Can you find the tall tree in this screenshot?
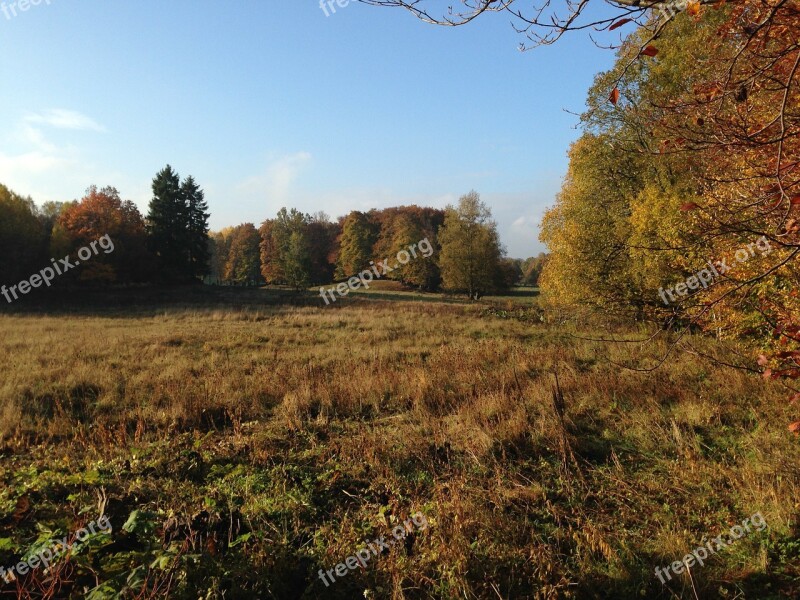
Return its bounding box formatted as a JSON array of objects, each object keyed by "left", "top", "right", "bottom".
[
  {"left": 146, "top": 166, "right": 210, "bottom": 281},
  {"left": 182, "top": 176, "right": 211, "bottom": 279},
  {"left": 147, "top": 165, "right": 185, "bottom": 280},
  {"left": 439, "top": 191, "right": 503, "bottom": 299}
]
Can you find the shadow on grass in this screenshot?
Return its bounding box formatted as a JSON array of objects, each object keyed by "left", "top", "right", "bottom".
[
  {"left": 0, "top": 283, "right": 538, "bottom": 318},
  {"left": 0, "top": 285, "right": 322, "bottom": 318}
]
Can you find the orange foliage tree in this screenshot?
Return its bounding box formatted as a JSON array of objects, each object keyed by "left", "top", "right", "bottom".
[{"left": 55, "top": 186, "right": 151, "bottom": 283}]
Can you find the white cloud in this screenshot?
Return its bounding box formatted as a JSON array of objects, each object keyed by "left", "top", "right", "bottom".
[
  {"left": 237, "top": 152, "right": 312, "bottom": 206},
  {"left": 24, "top": 109, "right": 106, "bottom": 133},
  {"left": 0, "top": 111, "right": 107, "bottom": 202}
]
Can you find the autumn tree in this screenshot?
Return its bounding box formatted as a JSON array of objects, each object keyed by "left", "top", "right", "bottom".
[
  {"left": 336, "top": 211, "right": 378, "bottom": 279},
  {"left": 439, "top": 191, "right": 503, "bottom": 299},
  {"left": 372, "top": 206, "right": 443, "bottom": 290},
  {"left": 537, "top": 6, "right": 799, "bottom": 423},
  {"left": 258, "top": 220, "right": 283, "bottom": 284},
  {"left": 55, "top": 186, "right": 151, "bottom": 283},
  {"left": 224, "top": 223, "right": 263, "bottom": 286}
]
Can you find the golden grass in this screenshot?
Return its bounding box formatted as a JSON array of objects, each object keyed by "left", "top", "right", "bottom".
[{"left": 0, "top": 290, "right": 797, "bottom": 599}]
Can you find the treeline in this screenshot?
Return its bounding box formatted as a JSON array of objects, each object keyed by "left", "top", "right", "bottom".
[
  {"left": 0, "top": 165, "right": 210, "bottom": 288},
  {"left": 539, "top": 6, "right": 799, "bottom": 387},
  {"left": 210, "top": 191, "right": 546, "bottom": 296},
  {"left": 2, "top": 179, "right": 544, "bottom": 297}
]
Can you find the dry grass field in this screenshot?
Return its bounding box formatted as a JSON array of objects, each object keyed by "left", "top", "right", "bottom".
[{"left": 0, "top": 288, "right": 798, "bottom": 599}]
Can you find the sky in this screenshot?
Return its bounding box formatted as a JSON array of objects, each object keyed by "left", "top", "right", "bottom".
[{"left": 0, "top": 0, "right": 621, "bottom": 258}]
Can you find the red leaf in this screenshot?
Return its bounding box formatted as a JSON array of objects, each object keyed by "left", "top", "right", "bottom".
[
  {"left": 791, "top": 195, "right": 800, "bottom": 205},
  {"left": 609, "top": 87, "right": 621, "bottom": 105},
  {"left": 757, "top": 354, "right": 769, "bottom": 366},
  {"left": 789, "top": 421, "right": 800, "bottom": 435},
  {"left": 763, "top": 368, "right": 773, "bottom": 379},
  {"left": 680, "top": 202, "right": 700, "bottom": 211},
  {"left": 609, "top": 18, "right": 633, "bottom": 31},
  {"left": 640, "top": 45, "right": 660, "bottom": 57}
]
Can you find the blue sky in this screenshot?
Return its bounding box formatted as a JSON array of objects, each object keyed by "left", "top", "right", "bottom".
[{"left": 0, "top": 0, "right": 619, "bottom": 257}]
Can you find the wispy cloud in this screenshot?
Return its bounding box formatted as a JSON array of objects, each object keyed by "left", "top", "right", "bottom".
[
  {"left": 237, "top": 151, "right": 312, "bottom": 205},
  {"left": 0, "top": 110, "right": 106, "bottom": 201},
  {"left": 24, "top": 109, "right": 106, "bottom": 133}
]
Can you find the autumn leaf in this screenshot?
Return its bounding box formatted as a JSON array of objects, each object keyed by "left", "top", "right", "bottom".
[
  {"left": 791, "top": 195, "right": 800, "bottom": 206},
  {"left": 757, "top": 354, "right": 769, "bottom": 366},
  {"left": 680, "top": 202, "right": 700, "bottom": 211},
  {"left": 790, "top": 393, "right": 800, "bottom": 405},
  {"left": 686, "top": 1, "right": 701, "bottom": 16},
  {"left": 789, "top": 421, "right": 800, "bottom": 435},
  {"left": 609, "top": 87, "right": 620, "bottom": 105},
  {"left": 640, "top": 45, "right": 659, "bottom": 57},
  {"left": 763, "top": 368, "right": 773, "bottom": 379},
  {"left": 609, "top": 18, "right": 633, "bottom": 31}
]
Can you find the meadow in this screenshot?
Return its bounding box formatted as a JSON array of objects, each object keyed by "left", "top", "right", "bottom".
[{"left": 0, "top": 286, "right": 798, "bottom": 599}]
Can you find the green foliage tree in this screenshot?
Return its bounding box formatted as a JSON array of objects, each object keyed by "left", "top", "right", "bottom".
[
  {"left": 284, "top": 230, "right": 312, "bottom": 290},
  {"left": 259, "top": 208, "right": 315, "bottom": 288},
  {"left": 439, "top": 191, "right": 503, "bottom": 299},
  {"left": 0, "top": 184, "right": 43, "bottom": 286},
  {"left": 182, "top": 176, "right": 211, "bottom": 279},
  {"left": 147, "top": 165, "right": 210, "bottom": 281}
]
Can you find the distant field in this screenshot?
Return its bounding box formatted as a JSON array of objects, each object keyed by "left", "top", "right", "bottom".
[{"left": 0, "top": 288, "right": 797, "bottom": 599}]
